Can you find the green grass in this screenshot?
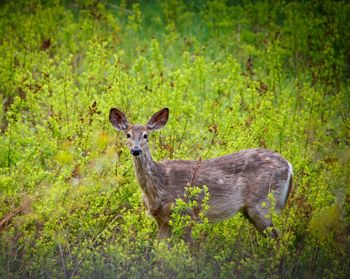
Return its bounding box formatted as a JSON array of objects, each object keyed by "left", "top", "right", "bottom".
[{"left": 0, "top": 0, "right": 349, "bottom": 278}]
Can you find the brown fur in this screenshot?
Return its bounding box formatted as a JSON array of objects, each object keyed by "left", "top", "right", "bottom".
[{"left": 109, "top": 108, "right": 293, "bottom": 239}]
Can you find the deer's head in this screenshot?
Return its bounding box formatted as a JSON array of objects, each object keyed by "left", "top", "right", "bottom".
[{"left": 109, "top": 107, "right": 169, "bottom": 156}]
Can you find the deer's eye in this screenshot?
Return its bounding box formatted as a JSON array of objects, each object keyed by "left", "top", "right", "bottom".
[
  {"left": 143, "top": 134, "right": 148, "bottom": 139},
  {"left": 126, "top": 133, "right": 131, "bottom": 138}
]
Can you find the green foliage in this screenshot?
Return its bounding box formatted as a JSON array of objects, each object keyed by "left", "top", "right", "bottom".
[
  {"left": 0, "top": 0, "right": 349, "bottom": 278},
  {"left": 170, "top": 185, "right": 210, "bottom": 240}
]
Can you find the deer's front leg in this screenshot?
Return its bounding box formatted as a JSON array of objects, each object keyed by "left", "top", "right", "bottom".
[
  {"left": 157, "top": 222, "right": 172, "bottom": 239},
  {"left": 153, "top": 202, "right": 172, "bottom": 240}
]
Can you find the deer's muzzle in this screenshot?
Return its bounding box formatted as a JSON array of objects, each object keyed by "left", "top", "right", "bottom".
[{"left": 131, "top": 146, "right": 142, "bottom": 156}]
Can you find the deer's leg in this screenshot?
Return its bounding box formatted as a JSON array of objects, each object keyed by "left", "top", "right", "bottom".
[
  {"left": 246, "top": 205, "right": 279, "bottom": 238},
  {"left": 153, "top": 203, "right": 172, "bottom": 240},
  {"left": 242, "top": 208, "right": 254, "bottom": 224},
  {"left": 157, "top": 222, "right": 171, "bottom": 240}
]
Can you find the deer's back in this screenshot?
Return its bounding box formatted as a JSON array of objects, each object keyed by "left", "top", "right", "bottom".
[{"left": 158, "top": 148, "right": 291, "bottom": 222}]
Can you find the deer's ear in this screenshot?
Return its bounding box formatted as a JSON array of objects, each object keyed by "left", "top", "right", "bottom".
[
  {"left": 146, "top": 108, "right": 169, "bottom": 131},
  {"left": 109, "top": 108, "right": 129, "bottom": 131}
]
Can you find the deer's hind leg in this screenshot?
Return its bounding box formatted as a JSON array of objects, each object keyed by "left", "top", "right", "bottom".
[{"left": 246, "top": 205, "right": 279, "bottom": 238}]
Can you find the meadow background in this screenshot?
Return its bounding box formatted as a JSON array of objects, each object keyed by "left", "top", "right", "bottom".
[{"left": 0, "top": 0, "right": 349, "bottom": 278}]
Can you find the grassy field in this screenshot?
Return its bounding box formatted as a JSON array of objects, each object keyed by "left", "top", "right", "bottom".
[{"left": 0, "top": 0, "right": 349, "bottom": 278}]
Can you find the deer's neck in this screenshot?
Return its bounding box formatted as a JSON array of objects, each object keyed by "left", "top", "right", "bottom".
[{"left": 132, "top": 146, "right": 163, "bottom": 210}]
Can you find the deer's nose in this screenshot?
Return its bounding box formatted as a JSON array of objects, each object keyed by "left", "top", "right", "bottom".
[{"left": 131, "top": 146, "right": 142, "bottom": 156}]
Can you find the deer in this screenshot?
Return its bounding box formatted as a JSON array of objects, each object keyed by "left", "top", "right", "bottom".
[{"left": 109, "top": 107, "right": 293, "bottom": 239}]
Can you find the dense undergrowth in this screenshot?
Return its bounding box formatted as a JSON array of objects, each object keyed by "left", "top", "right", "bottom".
[{"left": 0, "top": 0, "right": 349, "bottom": 278}]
